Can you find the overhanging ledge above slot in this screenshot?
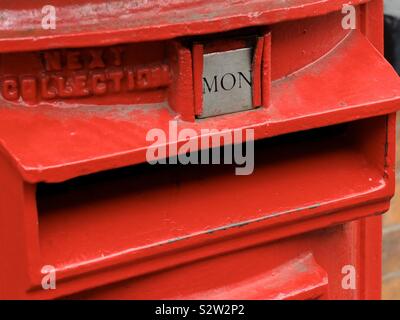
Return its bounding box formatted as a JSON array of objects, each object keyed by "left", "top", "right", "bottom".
[
  {"left": 0, "top": 0, "right": 369, "bottom": 53},
  {"left": 0, "top": 31, "right": 399, "bottom": 183}
]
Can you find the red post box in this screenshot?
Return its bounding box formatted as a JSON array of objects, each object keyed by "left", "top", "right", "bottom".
[{"left": 1, "top": 0, "right": 400, "bottom": 300}]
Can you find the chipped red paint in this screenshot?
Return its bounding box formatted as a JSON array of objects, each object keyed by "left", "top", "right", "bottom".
[{"left": 0, "top": 0, "right": 398, "bottom": 300}]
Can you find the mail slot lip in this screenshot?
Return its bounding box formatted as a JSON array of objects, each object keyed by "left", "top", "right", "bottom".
[
  {"left": 0, "top": 0, "right": 369, "bottom": 54},
  {"left": 25, "top": 197, "right": 390, "bottom": 299}
]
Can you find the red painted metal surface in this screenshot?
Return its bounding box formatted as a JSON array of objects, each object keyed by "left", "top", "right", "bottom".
[
  {"left": 0, "top": 0, "right": 399, "bottom": 300},
  {"left": 178, "top": 253, "right": 329, "bottom": 300}
]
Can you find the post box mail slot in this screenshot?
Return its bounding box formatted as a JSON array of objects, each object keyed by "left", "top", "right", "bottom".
[
  {"left": 0, "top": 0, "right": 399, "bottom": 300},
  {"left": 34, "top": 116, "right": 389, "bottom": 272}
]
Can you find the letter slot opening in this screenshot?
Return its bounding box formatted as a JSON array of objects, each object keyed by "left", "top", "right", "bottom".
[{"left": 36, "top": 116, "right": 389, "bottom": 271}]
